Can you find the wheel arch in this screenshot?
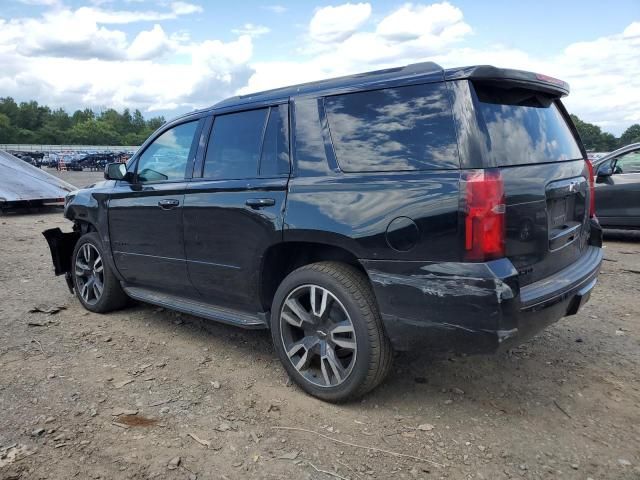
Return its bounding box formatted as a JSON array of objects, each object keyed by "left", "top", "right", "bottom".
[{"left": 259, "top": 240, "right": 372, "bottom": 313}]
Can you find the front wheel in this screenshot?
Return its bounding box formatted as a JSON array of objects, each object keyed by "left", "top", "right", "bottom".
[
  {"left": 271, "top": 262, "right": 392, "bottom": 402},
  {"left": 71, "top": 232, "right": 128, "bottom": 313}
]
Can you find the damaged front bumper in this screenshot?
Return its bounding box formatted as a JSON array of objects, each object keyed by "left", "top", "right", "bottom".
[
  {"left": 43, "top": 227, "right": 79, "bottom": 292},
  {"left": 362, "top": 245, "right": 603, "bottom": 353}
]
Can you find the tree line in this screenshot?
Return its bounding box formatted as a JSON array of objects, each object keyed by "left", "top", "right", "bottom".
[
  {"left": 570, "top": 115, "right": 640, "bottom": 152},
  {"left": 0, "top": 97, "right": 166, "bottom": 146},
  {"left": 0, "top": 97, "right": 639, "bottom": 149}
]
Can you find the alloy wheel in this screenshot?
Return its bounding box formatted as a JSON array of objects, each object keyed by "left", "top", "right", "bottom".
[
  {"left": 74, "top": 243, "right": 104, "bottom": 306},
  {"left": 279, "top": 284, "right": 357, "bottom": 388}
]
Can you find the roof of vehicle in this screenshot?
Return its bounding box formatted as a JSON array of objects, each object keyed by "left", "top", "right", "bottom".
[
  {"left": 212, "top": 62, "right": 570, "bottom": 111},
  {"left": 593, "top": 142, "right": 640, "bottom": 166}
]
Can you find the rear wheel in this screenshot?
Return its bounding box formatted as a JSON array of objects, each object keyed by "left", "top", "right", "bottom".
[
  {"left": 72, "top": 232, "right": 128, "bottom": 313},
  {"left": 271, "top": 261, "right": 392, "bottom": 402}
]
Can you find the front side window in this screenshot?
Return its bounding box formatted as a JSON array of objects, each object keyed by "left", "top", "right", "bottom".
[
  {"left": 614, "top": 150, "right": 640, "bottom": 174},
  {"left": 203, "top": 108, "right": 269, "bottom": 179},
  {"left": 136, "top": 121, "right": 198, "bottom": 182},
  {"left": 324, "top": 83, "right": 459, "bottom": 172}
]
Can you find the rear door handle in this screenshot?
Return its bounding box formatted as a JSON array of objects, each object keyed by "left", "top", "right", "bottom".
[
  {"left": 158, "top": 199, "right": 180, "bottom": 210},
  {"left": 245, "top": 198, "right": 276, "bottom": 209}
]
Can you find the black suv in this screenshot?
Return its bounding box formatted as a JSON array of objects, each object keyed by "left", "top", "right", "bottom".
[{"left": 44, "top": 63, "right": 603, "bottom": 402}]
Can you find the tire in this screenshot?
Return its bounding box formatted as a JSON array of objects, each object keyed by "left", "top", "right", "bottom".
[
  {"left": 271, "top": 261, "right": 393, "bottom": 402},
  {"left": 71, "top": 232, "right": 129, "bottom": 313}
]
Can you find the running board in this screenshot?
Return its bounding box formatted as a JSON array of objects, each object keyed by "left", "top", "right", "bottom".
[{"left": 123, "top": 286, "right": 268, "bottom": 329}]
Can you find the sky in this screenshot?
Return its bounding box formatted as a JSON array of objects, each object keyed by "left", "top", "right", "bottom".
[{"left": 0, "top": 0, "right": 638, "bottom": 135}]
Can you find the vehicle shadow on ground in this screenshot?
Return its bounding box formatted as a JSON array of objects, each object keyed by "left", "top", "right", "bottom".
[
  {"left": 603, "top": 229, "right": 640, "bottom": 242},
  {"left": 124, "top": 300, "right": 589, "bottom": 412}
]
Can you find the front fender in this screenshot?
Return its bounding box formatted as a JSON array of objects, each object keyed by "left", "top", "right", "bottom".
[{"left": 46, "top": 182, "right": 123, "bottom": 285}]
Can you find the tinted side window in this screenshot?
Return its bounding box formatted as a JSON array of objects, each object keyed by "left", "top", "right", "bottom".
[
  {"left": 293, "top": 98, "right": 333, "bottom": 176},
  {"left": 260, "top": 104, "right": 290, "bottom": 176},
  {"left": 203, "top": 108, "right": 268, "bottom": 179},
  {"left": 325, "top": 83, "right": 459, "bottom": 172},
  {"left": 614, "top": 151, "right": 640, "bottom": 174},
  {"left": 137, "top": 121, "right": 198, "bottom": 182}
]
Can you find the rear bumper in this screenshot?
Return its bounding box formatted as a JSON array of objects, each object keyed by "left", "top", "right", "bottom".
[{"left": 362, "top": 246, "right": 603, "bottom": 353}]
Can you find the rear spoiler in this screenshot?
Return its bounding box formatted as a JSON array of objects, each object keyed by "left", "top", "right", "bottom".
[{"left": 445, "top": 65, "right": 570, "bottom": 97}]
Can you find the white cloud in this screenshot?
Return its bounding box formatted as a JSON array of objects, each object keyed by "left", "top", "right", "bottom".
[
  {"left": 83, "top": 2, "right": 203, "bottom": 24},
  {"left": 262, "top": 5, "right": 287, "bottom": 14},
  {"left": 17, "top": 0, "right": 60, "bottom": 5},
  {"left": 232, "top": 23, "right": 271, "bottom": 37},
  {"left": 0, "top": 4, "right": 253, "bottom": 113},
  {"left": 127, "top": 24, "right": 173, "bottom": 60},
  {"left": 170, "top": 1, "right": 203, "bottom": 16},
  {"left": 309, "top": 3, "right": 372, "bottom": 43},
  {"left": 1, "top": 8, "right": 129, "bottom": 60},
  {"left": 244, "top": 1, "right": 471, "bottom": 92},
  {"left": 242, "top": 3, "right": 638, "bottom": 135},
  {"left": 376, "top": 2, "right": 469, "bottom": 41},
  {"left": 0, "top": 1, "right": 637, "bottom": 135}
]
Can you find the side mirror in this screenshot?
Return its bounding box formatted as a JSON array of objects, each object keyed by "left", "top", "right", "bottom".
[
  {"left": 596, "top": 163, "right": 613, "bottom": 178},
  {"left": 104, "top": 162, "right": 128, "bottom": 181}
]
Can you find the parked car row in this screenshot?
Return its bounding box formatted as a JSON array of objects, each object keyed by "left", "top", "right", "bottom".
[
  {"left": 7, "top": 150, "right": 45, "bottom": 167},
  {"left": 8, "top": 150, "right": 134, "bottom": 171}
]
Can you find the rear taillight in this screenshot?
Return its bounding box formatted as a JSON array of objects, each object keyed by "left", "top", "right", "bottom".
[
  {"left": 463, "top": 169, "right": 506, "bottom": 261},
  {"left": 585, "top": 159, "right": 596, "bottom": 217}
]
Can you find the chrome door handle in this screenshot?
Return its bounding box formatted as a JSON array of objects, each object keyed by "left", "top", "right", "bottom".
[
  {"left": 245, "top": 198, "right": 275, "bottom": 209},
  {"left": 158, "top": 199, "right": 180, "bottom": 210}
]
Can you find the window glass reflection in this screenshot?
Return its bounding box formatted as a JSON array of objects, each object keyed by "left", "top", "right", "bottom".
[
  {"left": 325, "top": 83, "right": 459, "bottom": 172},
  {"left": 476, "top": 95, "right": 582, "bottom": 166}
]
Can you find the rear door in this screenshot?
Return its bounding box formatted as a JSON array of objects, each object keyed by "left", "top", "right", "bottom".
[
  {"left": 595, "top": 149, "right": 640, "bottom": 227},
  {"left": 183, "top": 104, "right": 290, "bottom": 310},
  {"left": 459, "top": 80, "right": 590, "bottom": 285}
]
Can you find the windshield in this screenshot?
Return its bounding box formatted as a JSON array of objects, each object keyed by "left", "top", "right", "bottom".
[{"left": 473, "top": 83, "right": 583, "bottom": 166}]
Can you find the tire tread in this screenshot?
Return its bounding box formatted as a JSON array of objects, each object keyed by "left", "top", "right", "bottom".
[{"left": 276, "top": 261, "right": 393, "bottom": 401}]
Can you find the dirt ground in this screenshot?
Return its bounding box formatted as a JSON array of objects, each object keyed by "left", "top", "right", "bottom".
[{"left": 1, "top": 170, "right": 639, "bottom": 480}]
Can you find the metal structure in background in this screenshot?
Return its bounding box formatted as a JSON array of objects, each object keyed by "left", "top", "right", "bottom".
[
  {"left": 0, "top": 150, "right": 76, "bottom": 211},
  {"left": 0, "top": 144, "right": 139, "bottom": 153}
]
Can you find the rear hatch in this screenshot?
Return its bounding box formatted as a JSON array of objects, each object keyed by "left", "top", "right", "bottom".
[{"left": 469, "top": 79, "right": 590, "bottom": 286}]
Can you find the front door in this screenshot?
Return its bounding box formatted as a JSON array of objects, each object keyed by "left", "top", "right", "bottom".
[
  {"left": 183, "top": 104, "right": 290, "bottom": 310},
  {"left": 108, "top": 119, "right": 202, "bottom": 293},
  {"left": 595, "top": 149, "right": 640, "bottom": 227}
]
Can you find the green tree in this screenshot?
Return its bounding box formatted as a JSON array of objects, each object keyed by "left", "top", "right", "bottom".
[
  {"left": 570, "top": 114, "right": 619, "bottom": 151},
  {"left": 0, "top": 101, "right": 169, "bottom": 145},
  {"left": 47, "top": 108, "right": 72, "bottom": 131},
  {"left": 146, "top": 116, "right": 165, "bottom": 131},
  {"left": 16, "top": 101, "right": 49, "bottom": 130},
  {"left": 68, "top": 120, "right": 121, "bottom": 145},
  {"left": 0, "top": 97, "right": 19, "bottom": 124},
  {"left": 600, "top": 132, "right": 618, "bottom": 151},
  {"left": 0, "top": 113, "right": 16, "bottom": 143},
  {"left": 619, "top": 124, "right": 640, "bottom": 147},
  {"left": 72, "top": 108, "right": 95, "bottom": 125},
  {"left": 132, "top": 109, "right": 145, "bottom": 133}
]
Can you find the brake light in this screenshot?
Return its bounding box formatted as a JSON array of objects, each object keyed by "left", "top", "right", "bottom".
[
  {"left": 463, "top": 169, "right": 505, "bottom": 261},
  {"left": 585, "top": 159, "right": 596, "bottom": 217}
]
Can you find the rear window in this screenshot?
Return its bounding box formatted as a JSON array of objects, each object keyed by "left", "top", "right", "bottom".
[
  {"left": 325, "top": 83, "right": 459, "bottom": 172},
  {"left": 473, "top": 83, "right": 582, "bottom": 166}
]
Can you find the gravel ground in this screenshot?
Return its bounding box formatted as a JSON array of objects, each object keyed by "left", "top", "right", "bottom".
[{"left": 1, "top": 170, "right": 639, "bottom": 480}]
